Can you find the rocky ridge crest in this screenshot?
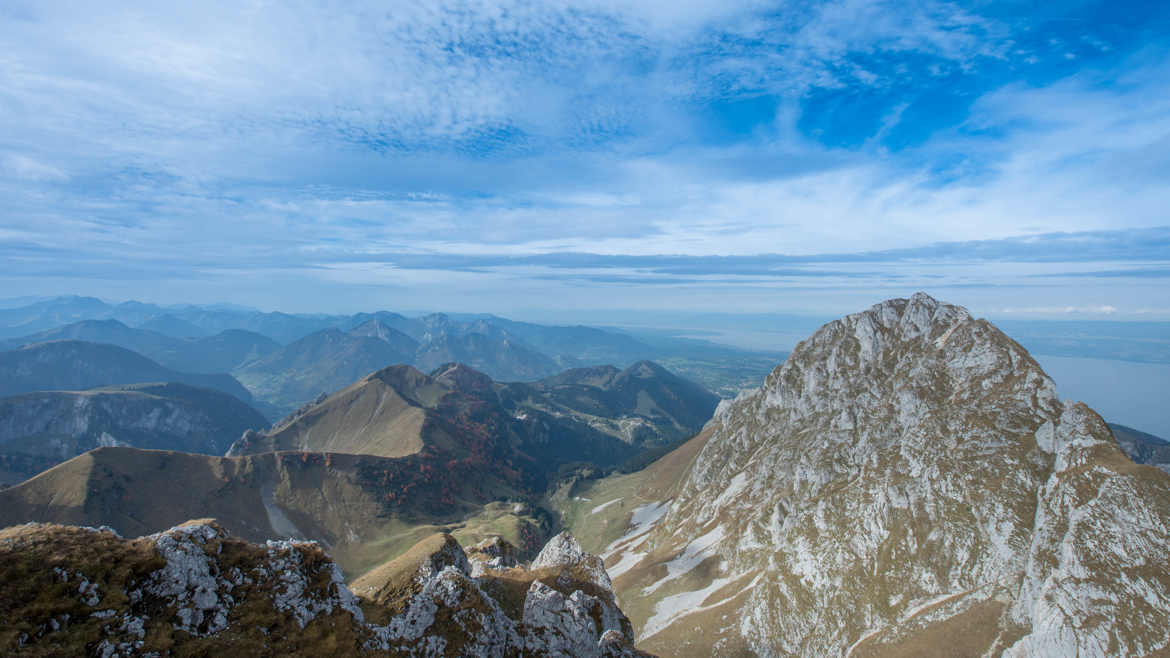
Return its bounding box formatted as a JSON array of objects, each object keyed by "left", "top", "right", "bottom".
[{"left": 1, "top": 520, "right": 648, "bottom": 657}]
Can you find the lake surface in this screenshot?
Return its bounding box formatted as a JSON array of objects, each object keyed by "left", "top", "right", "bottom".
[{"left": 1034, "top": 355, "right": 1170, "bottom": 439}]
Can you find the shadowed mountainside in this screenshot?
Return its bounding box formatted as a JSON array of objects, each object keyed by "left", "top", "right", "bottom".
[
  {"left": 0, "top": 383, "right": 268, "bottom": 484},
  {"left": 1109, "top": 422, "right": 1170, "bottom": 473}
]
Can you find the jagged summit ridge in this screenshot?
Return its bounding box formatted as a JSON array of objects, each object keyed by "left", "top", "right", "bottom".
[{"left": 579, "top": 293, "right": 1170, "bottom": 657}]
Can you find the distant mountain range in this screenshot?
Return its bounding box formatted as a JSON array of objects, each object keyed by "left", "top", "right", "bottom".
[
  {"left": 233, "top": 322, "right": 421, "bottom": 414},
  {"left": 0, "top": 340, "right": 252, "bottom": 402},
  {"left": 0, "top": 357, "right": 716, "bottom": 578},
  {"left": 0, "top": 297, "right": 785, "bottom": 410},
  {"left": 0, "top": 296, "right": 339, "bottom": 344},
  {"left": 0, "top": 319, "right": 281, "bottom": 374}
]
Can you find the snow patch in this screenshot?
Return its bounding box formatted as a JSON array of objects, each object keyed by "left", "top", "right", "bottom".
[
  {"left": 605, "top": 550, "right": 646, "bottom": 580},
  {"left": 604, "top": 500, "right": 670, "bottom": 557},
  {"left": 643, "top": 525, "right": 726, "bottom": 594},
  {"left": 641, "top": 572, "right": 760, "bottom": 641},
  {"left": 591, "top": 498, "right": 623, "bottom": 515}
]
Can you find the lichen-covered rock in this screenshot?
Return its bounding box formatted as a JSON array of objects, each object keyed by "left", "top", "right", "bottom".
[
  {"left": 365, "top": 565, "right": 521, "bottom": 655},
  {"left": 531, "top": 531, "right": 613, "bottom": 593},
  {"left": 349, "top": 532, "right": 471, "bottom": 613},
  {"left": 467, "top": 535, "right": 522, "bottom": 576},
  {"left": 0, "top": 519, "right": 366, "bottom": 655},
  {"left": 145, "top": 522, "right": 235, "bottom": 635},
  {"left": 523, "top": 580, "right": 630, "bottom": 656},
  {"left": 0, "top": 520, "right": 652, "bottom": 656}
]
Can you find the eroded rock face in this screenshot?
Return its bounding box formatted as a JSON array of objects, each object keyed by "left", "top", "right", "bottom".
[
  {"left": 523, "top": 580, "right": 631, "bottom": 657},
  {"left": 365, "top": 565, "right": 521, "bottom": 656},
  {"left": 596, "top": 293, "right": 1170, "bottom": 656},
  {"left": 531, "top": 531, "right": 615, "bottom": 594},
  {"left": 1, "top": 522, "right": 649, "bottom": 657}
]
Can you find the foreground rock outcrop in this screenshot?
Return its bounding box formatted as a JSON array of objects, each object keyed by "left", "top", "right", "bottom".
[
  {"left": 0, "top": 521, "right": 649, "bottom": 656},
  {"left": 567, "top": 293, "right": 1170, "bottom": 656}
]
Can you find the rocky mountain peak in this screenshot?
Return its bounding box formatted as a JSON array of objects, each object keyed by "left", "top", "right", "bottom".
[
  {"left": 532, "top": 531, "right": 586, "bottom": 569},
  {"left": 753, "top": 291, "right": 1060, "bottom": 448},
  {"left": 348, "top": 318, "right": 419, "bottom": 351},
  {"left": 572, "top": 294, "right": 1170, "bottom": 656},
  {"left": 363, "top": 363, "right": 430, "bottom": 392},
  {"left": 430, "top": 362, "right": 495, "bottom": 393}
]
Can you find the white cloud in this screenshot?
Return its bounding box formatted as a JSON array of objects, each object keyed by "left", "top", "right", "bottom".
[
  {"left": 1, "top": 153, "right": 67, "bottom": 181},
  {"left": 0, "top": 1, "right": 1168, "bottom": 317},
  {"left": 996, "top": 305, "right": 1118, "bottom": 315}
]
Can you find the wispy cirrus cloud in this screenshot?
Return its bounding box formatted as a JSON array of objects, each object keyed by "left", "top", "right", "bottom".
[{"left": 1, "top": 1, "right": 1169, "bottom": 317}]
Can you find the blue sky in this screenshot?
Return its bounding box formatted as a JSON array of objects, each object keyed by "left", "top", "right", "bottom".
[{"left": 2, "top": 0, "right": 1169, "bottom": 320}]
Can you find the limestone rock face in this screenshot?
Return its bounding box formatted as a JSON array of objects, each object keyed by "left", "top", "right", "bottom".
[
  {"left": 523, "top": 580, "right": 629, "bottom": 657},
  {"left": 532, "top": 531, "right": 615, "bottom": 593},
  {"left": 355, "top": 529, "right": 645, "bottom": 657},
  {"left": 520, "top": 531, "right": 635, "bottom": 656},
  {"left": 0, "top": 520, "right": 364, "bottom": 656},
  {"left": 589, "top": 293, "right": 1170, "bottom": 656}
]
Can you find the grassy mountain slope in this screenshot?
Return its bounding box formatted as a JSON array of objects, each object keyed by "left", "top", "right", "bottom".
[
  {"left": 232, "top": 360, "right": 717, "bottom": 474},
  {"left": 529, "top": 360, "right": 719, "bottom": 444},
  {"left": 0, "top": 446, "right": 548, "bottom": 578},
  {"left": 232, "top": 366, "right": 443, "bottom": 459}
]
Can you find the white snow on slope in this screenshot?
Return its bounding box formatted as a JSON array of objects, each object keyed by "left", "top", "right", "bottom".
[
  {"left": 640, "top": 572, "right": 762, "bottom": 641},
  {"left": 604, "top": 500, "right": 670, "bottom": 557},
  {"left": 591, "top": 498, "right": 623, "bottom": 515},
  {"left": 642, "top": 525, "right": 726, "bottom": 594}
]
